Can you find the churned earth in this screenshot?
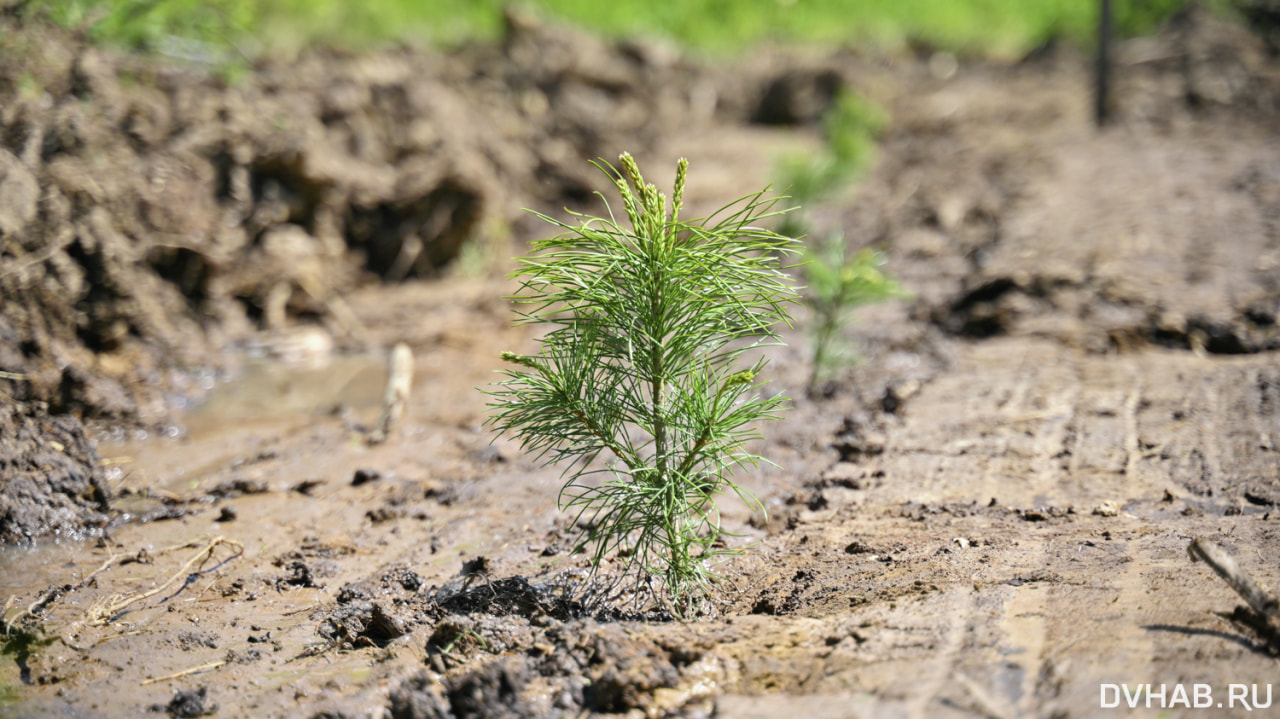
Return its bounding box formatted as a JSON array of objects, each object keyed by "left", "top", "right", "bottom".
[{"left": 3, "top": 5, "right": 1280, "bottom": 718}]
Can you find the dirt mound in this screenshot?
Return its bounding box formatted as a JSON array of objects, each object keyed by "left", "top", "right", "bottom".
[
  {"left": 0, "top": 9, "right": 724, "bottom": 424},
  {"left": 302, "top": 561, "right": 687, "bottom": 717},
  {"left": 313, "top": 563, "right": 662, "bottom": 652},
  {"left": 1118, "top": 2, "right": 1280, "bottom": 120},
  {"left": 0, "top": 401, "right": 110, "bottom": 543},
  {"left": 390, "top": 618, "right": 690, "bottom": 718}
]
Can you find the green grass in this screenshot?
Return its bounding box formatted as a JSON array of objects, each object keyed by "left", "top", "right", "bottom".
[
  {"left": 19, "top": 0, "right": 1221, "bottom": 60},
  {"left": 21, "top": 0, "right": 255, "bottom": 52},
  {"left": 257, "top": 0, "right": 1222, "bottom": 57}
]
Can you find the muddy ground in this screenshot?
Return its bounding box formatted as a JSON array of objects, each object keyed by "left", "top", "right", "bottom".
[{"left": 4, "top": 5, "right": 1280, "bottom": 718}]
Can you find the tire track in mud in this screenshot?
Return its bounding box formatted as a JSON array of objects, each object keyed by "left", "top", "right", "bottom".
[
  {"left": 859, "top": 339, "right": 1085, "bottom": 508},
  {"left": 906, "top": 586, "right": 976, "bottom": 719},
  {"left": 750, "top": 339, "right": 1097, "bottom": 715},
  {"left": 976, "top": 354, "right": 1252, "bottom": 713},
  {"left": 974, "top": 348, "right": 1081, "bottom": 719},
  {"left": 989, "top": 351, "right": 1280, "bottom": 713},
  {"left": 787, "top": 337, "right": 1280, "bottom": 716},
  {"left": 1058, "top": 362, "right": 1161, "bottom": 710},
  {"left": 1129, "top": 353, "right": 1280, "bottom": 508},
  {"left": 949, "top": 343, "right": 1076, "bottom": 719}
]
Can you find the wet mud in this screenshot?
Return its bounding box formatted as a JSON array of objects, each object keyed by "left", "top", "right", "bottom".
[
  {"left": 4, "top": 5, "right": 1280, "bottom": 718},
  {"left": 0, "top": 402, "right": 110, "bottom": 545}
]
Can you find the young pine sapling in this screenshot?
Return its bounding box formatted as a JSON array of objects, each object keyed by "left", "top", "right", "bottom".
[
  {"left": 803, "top": 234, "right": 906, "bottom": 393},
  {"left": 486, "top": 154, "right": 799, "bottom": 607}
]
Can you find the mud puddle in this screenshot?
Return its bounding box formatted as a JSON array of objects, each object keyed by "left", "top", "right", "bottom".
[
  {"left": 175, "top": 350, "right": 389, "bottom": 441},
  {"left": 0, "top": 348, "right": 387, "bottom": 595},
  {"left": 99, "top": 350, "right": 390, "bottom": 489}
]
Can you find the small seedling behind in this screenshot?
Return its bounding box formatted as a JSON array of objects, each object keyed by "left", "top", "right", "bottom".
[
  {"left": 768, "top": 88, "right": 906, "bottom": 394},
  {"left": 804, "top": 235, "right": 907, "bottom": 393},
  {"left": 775, "top": 89, "right": 888, "bottom": 215}
]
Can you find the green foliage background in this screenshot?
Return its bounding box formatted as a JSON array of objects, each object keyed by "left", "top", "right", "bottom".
[{"left": 15, "top": 0, "right": 1229, "bottom": 59}]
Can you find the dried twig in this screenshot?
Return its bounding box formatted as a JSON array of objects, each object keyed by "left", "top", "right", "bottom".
[
  {"left": 1188, "top": 538, "right": 1279, "bottom": 623},
  {"left": 25, "top": 584, "right": 69, "bottom": 620},
  {"left": 87, "top": 537, "right": 244, "bottom": 626},
  {"left": 1, "top": 595, "right": 17, "bottom": 631},
  {"left": 93, "top": 629, "right": 145, "bottom": 647},
  {"left": 84, "top": 552, "right": 124, "bottom": 586},
  {"left": 369, "top": 342, "right": 413, "bottom": 444},
  {"left": 140, "top": 660, "right": 226, "bottom": 686}
]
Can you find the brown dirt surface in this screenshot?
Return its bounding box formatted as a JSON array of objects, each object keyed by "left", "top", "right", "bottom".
[{"left": 4, "top": 5, "right": 1280, "bottom": 718}]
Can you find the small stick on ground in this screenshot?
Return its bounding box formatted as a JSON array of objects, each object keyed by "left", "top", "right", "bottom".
[
  {"left": 140, "top": 660, "right": 226, "bottom": 686},
  {"left": 1, "top": 595, "right": 17, "bottom": 631},
  {"left": 1187, "top": 538, "right": 1279, "bottom": 623},
  {"left": 84, "top": 551, "right": 123, "bottom": 586},
  {"left": 87, "top": 537, "right": 244, "bottom": 626},
  {"left": 93, "top": 629, "right": 146, "bottom": 647},
  {"left": 282, "top": 604, "right": 318, "bottom": 617},
  {"left": 369, "top": 342, "right": 414, "bottom": 444}
]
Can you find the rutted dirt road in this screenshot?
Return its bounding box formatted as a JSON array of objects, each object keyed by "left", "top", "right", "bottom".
[{"left": 3, "top": 6, "right": 1280, "bottom": 718}]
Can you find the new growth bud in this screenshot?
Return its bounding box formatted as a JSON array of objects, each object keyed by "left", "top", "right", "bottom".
[
  {"left": 501, "top": 351, "right": 543, "bottom": 371},
  {"left": 671, "top": 157, "right": 689, "bottom": 226},
  {"left": 619, "top": 152, "right": 645, "bottom": 194}
]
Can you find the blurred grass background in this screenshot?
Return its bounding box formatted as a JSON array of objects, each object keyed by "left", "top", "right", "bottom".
[{"left": 13, "top": 0, "right": 1223, "bottom": 60}]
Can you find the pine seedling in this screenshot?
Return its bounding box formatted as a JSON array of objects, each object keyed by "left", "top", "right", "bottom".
[
  {"left": 486, "top": 153, "right": 800, "bottom": 609},
  {"left": 804, "top": 236, "right": 906, "bottom": 392}
]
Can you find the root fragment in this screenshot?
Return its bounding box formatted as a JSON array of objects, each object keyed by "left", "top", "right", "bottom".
[{"left": 87, "top": 537, "right": 244, "bottom": 626}]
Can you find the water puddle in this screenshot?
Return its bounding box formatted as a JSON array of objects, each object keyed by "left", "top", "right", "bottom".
[
  {"left": 2, "top": 351, "right": 391, "bottom": 608},
  {"left": 97, "top": 352, "right": 389, "bottom": 490},
  {"left": 134, "top": 352, "right": 388, "bottom": 444}
]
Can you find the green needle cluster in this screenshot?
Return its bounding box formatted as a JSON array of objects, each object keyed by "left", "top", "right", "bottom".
[
  {"left": 486, "top": 153, "right": 800, "bottom": 608},
  {"left": 804, "top": 238, "right": 907, "bottom": 391}
]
